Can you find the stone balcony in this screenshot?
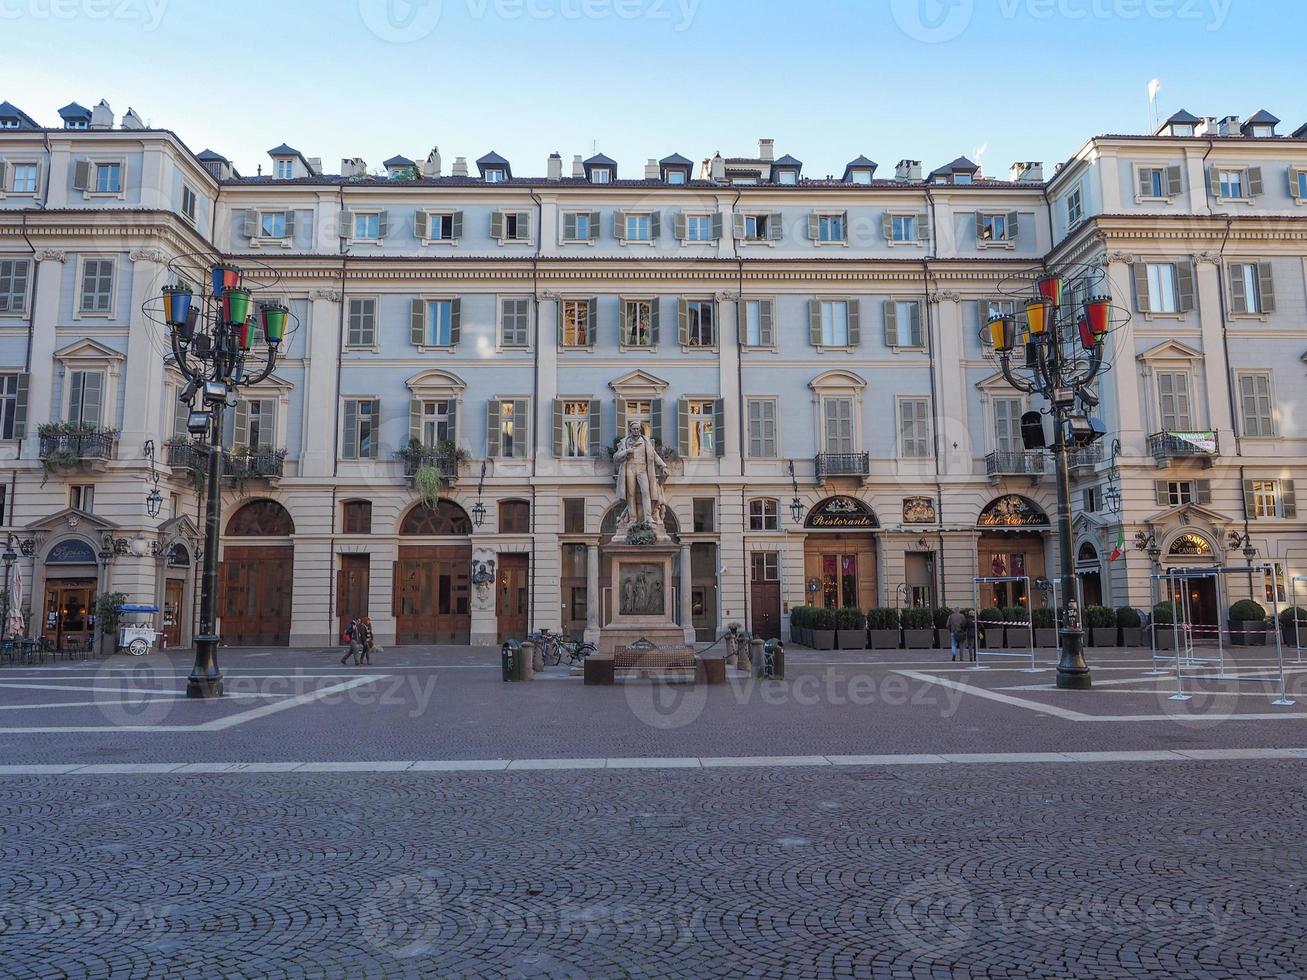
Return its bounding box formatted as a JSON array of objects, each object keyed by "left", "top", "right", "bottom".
[
  {"left": 814, "top": 452, "right": 870, "bottom": 481},
  {"left": 1147, "top": 431, "right": 1218, "bottom": 468}
]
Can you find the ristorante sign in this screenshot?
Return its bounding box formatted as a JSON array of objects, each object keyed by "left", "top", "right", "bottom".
[{"left": 805, "top": 496, "right": 879, "bottom": 530}]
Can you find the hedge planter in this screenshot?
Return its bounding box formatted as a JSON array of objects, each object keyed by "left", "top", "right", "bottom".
[
  {"left": 1152, "top": 627, "right": 1179, "bottom": 650},
  {"left": 1120, "top": 628, "right": 1144, "bottom": 647},
  {"left": 903, "top": 629, "right": 934, "bottom": 649},
  {"left": 869, "top": 630, "right": 900, "bottom": 650},
  {"left": 1035, "top": 628, "right": 1058, "bottom": 649},
  {"left": 1090, "top": 629, "right": 1119, "bottom": 648},
  {"left": 837, "top": 629, "right": 867, "bottom": 650},
  {"left": 812, "top": 629, "right": 836, "bottom": 650},
  {"left": 1229, "top": 620, "right": 1267, "bottom": 647},
  {"left": 1004, "top": 628, "right": 1031, "bottom": 649}
]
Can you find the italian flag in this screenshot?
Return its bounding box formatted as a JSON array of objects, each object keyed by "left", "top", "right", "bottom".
[{"left": 1109, "top": 526, "right": 1125, "bottom": 561}]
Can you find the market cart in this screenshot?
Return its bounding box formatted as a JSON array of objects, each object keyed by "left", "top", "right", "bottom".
[{"left": 118, "top": 604, "right": 160, "bottom": 657}]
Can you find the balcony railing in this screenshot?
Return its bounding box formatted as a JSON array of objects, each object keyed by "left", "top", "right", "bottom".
[
  {"left": 986, "top": 450, "right": 1046, "bottom": 478},
  {"left": 165, "top": 440, "right": 286, "bottom": 481},
  {"left": 1148, "top": 431, "right": 1219, "bottom": 462},
  {"left": 38, "top": 429, "right": 117, "bottom": 462},
  {"left": 1067, "top": 444, "right": 1104, "bottom": 469},
  {"left": 397, "top": 445, "right": 461, "bottom": 481},
  {"left": 815, "top": 452, "right": 870, "bottom": 480}
]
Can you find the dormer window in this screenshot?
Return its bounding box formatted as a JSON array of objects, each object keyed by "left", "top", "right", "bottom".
[
  {"left": 954, "top": 173, "right": 973, "bottom": 185},
  {"left": 659, "top": 153, "right": 693, "bottom": 186},
  {"left": 666, "top": 170, "right": 686, "bottom": 185},
  {"left": 1173, "top": 125, "right": 1195, "bottom": 137},
  {"left": 776, "top": 170, "right": 797, "bottom": 185},
  {"left": 275, "top": 159, "right": 293, "bottom": 179},
  {"left": 484, "top": 168, "right": 505, "bottom": 183},
  {"left": 590, "top": 168, "right": 611, "bottom": 184},
  {"left": 66, "top": 119, "right": 87, "bottom": 130},
  {"left": 0, "top": 119, "right": 18, "bottom": 130},
  {"left": 850, "top": 171, "right": 872, "bottom": 185}
]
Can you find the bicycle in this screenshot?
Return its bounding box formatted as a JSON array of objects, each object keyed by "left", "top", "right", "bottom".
[{"left": 531, "top": 629, "right": 596, "bottom": 667}]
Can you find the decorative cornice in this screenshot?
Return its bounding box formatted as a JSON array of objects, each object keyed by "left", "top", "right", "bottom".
[
  {"left": 129, "top": 247, "right": 165, "bottom": 262},
  {"left": 928, "top": 289, "right": 961, "bottom": 304},
  {"left": 34, "top": 248, "right": 66, "bottom": 263},
  {"left": 1194, "top": 250, "right": 1223, "bottom": 266},
  {"left": 308, "top": 288, "right": 342, "bottom": 302},
  {"left": 1105, "top": 250, "right": 1136, "bottom": 264},
  {"left": 714, "top": 290, "right": 738, "bottom": 302}
]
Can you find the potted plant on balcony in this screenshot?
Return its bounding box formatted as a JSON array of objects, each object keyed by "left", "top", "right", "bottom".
[
  {"left": 1117, "top": 606, "right": 1144, "bottom": 647},
  {"left": 1279, "top": 606, "right": 1307, "bottom": 649},
  {"left": 835, "top": 607, "right": 866, "bottom": 650},
  {"left": 867, "top": 607, "right": 901, "bottom": 649},
  {"left": 1151, "top": 600, "right": 1180, "bottom": 650},
  {"left": 1228, "top": 599, "right": 1268, "bottom": 646},
  {"left": 901, "top": 606, "right": 934, "bottom": 649},
  {"left": 977, "top": 607, "right": 1004, "bottom": 649},
  {"left": 1032, "top": 606, "right": 1057, "bottom": 649},
  {"left": 1002, "top": 607, "right": 1031, "bottom": 648},
  {"left": 37, "top": 422, "right": 119, "bottom": 482},
  {"left": 811, "top": 607, "right": 836, "bottom": 650},
  {"left": 1086, "top": 605, "right": 1117, "bottom": 647}
]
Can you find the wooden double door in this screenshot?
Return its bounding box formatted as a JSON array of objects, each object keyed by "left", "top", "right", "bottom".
[
  {"left": 42, "top": 579, "right": 97, "bottom": 649},
  {"left": 219, "top": 546, "right": 294, "bottom": 646},
  {"left": 496, "top": 553, "right": 529, "bottom": 643},
  {"left": 394, "top": 545, "right": 471, "bottom": 645}
]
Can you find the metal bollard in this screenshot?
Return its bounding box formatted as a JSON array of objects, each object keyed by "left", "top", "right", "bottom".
[
  {"left": 501, "top": 640, "right": 522, "bottom": 682},
  {"left": 520, "top": 640, "right": 535, "bottom": 680},
  {"left": 763, "top": 639, "right": 785, "bottom": 680}
]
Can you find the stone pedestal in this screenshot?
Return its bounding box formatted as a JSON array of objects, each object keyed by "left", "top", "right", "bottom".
[{"left": 599, "top": 539, "right": 694, "bottom": 654}]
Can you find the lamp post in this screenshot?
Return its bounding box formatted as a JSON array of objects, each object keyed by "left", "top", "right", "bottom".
[
  {"left": 154, "top": 262, "right": 288, "bottom": 698},
  {"left": 2, "top": 535, "right": 16, "bottom": 642},
  {"left": 988, "top": 270, "right": 1126, "bottom": 690}
]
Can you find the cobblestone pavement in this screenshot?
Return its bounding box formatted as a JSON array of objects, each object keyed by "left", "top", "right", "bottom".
[{"left": 2, "top": 762, "right": 1306, "bottom": 978}]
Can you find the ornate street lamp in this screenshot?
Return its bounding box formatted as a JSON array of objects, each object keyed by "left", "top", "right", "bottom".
[
  {"left": 471, "top": 460, "right": 488, "bottom": 528},
  {"left": 1, "top": 535, "right": 16, "bottom": 642},
  {"left": 144, "top": 439, "right": 163, "bottom": 518},
  {"left": 146, "top": 256, "right": 292, "bottom": 698},
  {"left": 988, "top": 264, "right": 1129, "bottom": 690},
  {"left": 788, "top": 460, "right": 804, "bottom": 525}
]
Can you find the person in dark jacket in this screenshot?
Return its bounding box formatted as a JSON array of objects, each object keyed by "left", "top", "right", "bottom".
[
  {"left": 341, "top": 618, "right": 361, "bottom": 666},
  {"left": 357, "top": 616, "right": 375, "bottom": 665}
]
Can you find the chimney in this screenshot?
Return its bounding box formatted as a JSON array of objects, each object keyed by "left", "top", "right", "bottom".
[
  {"left": 895, "top": 160, "right": 922, "bottom": 181},
  {"left": 709, "top": 152, "right": 725, "bottom": 182},
  {"left": 758, "top": 138, "right": 774, "bottom": 161},
  {"left": 120, "top": 107, "right": 144, "bottom": 130},
  {"left": 423, "top": 147, "right": 441, "bottom": 177},
  {"left": 572, "top": 155, "right": 585, "bottom": 178},
  {"left": 1218, "top": 115, "right": 1241, "bottom": 136},
  {"left": 1009, "top": 161, "right": 1043, "bottom": 182},
  {"left": 547, "top": 152, "right": 563, "bottom": 181},
  {"left": 1195, "top": 116, "right": 1220, "bottom": 137},
  {"left": 644, "top": 158, "right": 659, "bottom": 180},
  {"left": 90, "top": 99, "right": 113, "bottom": 130},
  {"left": 306, "top": 157, "right": 322, "bottom": 176},
  {"left": 340, "top": 157, "right": 367, "bottom": 178},
  {"left": 452, "top": 156, "right": 468, "bottom": 177}
]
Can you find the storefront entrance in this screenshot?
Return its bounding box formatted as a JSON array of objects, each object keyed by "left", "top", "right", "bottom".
[
  {"left": 42, "top": 579, "right": 96, "bottom": 649},
  {"left": 162, "top": 578, "right": 185, "bottom": 648},
  {"left": 395, "top": 545, "right": 471, "bottom": 644},
  {"left": 220, "top": 546, "right": 294, "bottom": 646},
  {"left": 337, "top": 554, "right": 371, "bottom": 642},
  {"left": 803, "top": 535, "right": 877, "bottom": 611},
  {"left": 750, "top": 551, "right": 781, "bottom": 639},
  {"left": 496, "top": 553, "right": 528, "bottom": 643}
]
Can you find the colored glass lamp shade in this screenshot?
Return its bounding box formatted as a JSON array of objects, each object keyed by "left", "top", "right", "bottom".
[
  {"left": 223, "top": 288, "right": 252, "bottom": 326},
  {"left": 262, "top": 304, "right": 289, "bottom": 345},
  {"left": 1024, "top": 298, "right": 1053, "bottom": 335},
  {"left": 1036, "top": 275, "right": 1063, "bottom": 307},
  {"left": 1077, "top": 318, "right": 1097, "bottom": 351},
  {"left": 161, "top": 285, "right": 192, "bottom": 329},
  {"left": 1085, "top": 295, "right": 1111, "bottom": 338},
  {"left": 211, "top": 263, "right": 242, "bottom": 298},
  {"left": 235, "top": 316, "right": 256, "bottom": 351},
  {"left": 987, "top": 313, "right": 1016, "bottom": 353}
]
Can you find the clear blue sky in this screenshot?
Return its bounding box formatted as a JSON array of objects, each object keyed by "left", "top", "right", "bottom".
[{"left": 5, "top": 0, "right": 1305, "bottom": 178}]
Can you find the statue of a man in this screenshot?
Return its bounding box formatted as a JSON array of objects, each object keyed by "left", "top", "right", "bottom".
[{"left": 614, "top": 420, "right": 668, "bottom": 531}]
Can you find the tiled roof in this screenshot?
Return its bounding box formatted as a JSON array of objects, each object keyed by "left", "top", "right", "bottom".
[
  {"left": 383, "top": 155, "right": 416, "bottom": 168},
  {"left": 0, "top": 101, "right": 38, "bottom": 128},
  {"left": 773, "top": 154, "right": 803, "bottom": 167},
  {"left": 267, "top": 143, "right": 301, "bottom": 157},
  {"left": 197, "top": 149, "right": 229, "bottom": 162},
  {"left": 659, "top": 153, "right": 693, "bottom": 168},
  {"left": 1245, "top": 109, "right": 1280, "bottom": 125},
  {"left": 57, "top": 102, "right": 90, "bottom": 119},
  {"left": 477, "top": 151, "right": 510, "bottom": 166},
  {"left": 584, "top": 153, "right": 617, "bottom": 167},
  {"left": 1164, "top": 109, "right": 1201, "bottom": 124}
]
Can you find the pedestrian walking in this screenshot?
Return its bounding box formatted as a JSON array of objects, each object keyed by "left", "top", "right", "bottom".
[
  {"left": 946, "top": 606, "right": 967, "bottom": 662},
  {"left": 341, "top": 617, "right": 361, "bottom": 665},
  {"left": 357, "top": 616, "right": 375, "bottom": 665}
]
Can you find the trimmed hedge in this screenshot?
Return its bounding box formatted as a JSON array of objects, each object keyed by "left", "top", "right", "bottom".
[
  {"left": 812, "top": 608, "right": 836, "bottom": 631},
  {"left": 1031, "top": 607, "right": 1056, "bottom": 629},
  {"left": 1115, "top": 606, "right": 1142, "bottom": 628},
  {"left": 1278, "top": 606, "right": 1307, "bottom": 628},
  {"left": 978, "top": 606, "right": 1004, "bottom": 625},
  {"left": 867, "top": 607, "right": 901, "bottom": 630},
  {"left": 1085, "top": 605, "right": 1116, "bottom": 629},
  {"left": 901, "top": 607, "right": 934, "bottom": 630},
  {"left": 1152, "top": 600, "right": 1179, "bottom": 625},
  {"left": 836, "top": 607, "right": 866, "bottom": 630},
  {"left": 932, "top": 607, "right": 953, "bottom": 629},
  {"left": 1229, "top": 599, "right": 1267, "bottom": 622}
]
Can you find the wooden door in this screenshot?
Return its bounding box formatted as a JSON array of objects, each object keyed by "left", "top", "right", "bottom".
[
  {"left": 43, "top": 581, "right": 96, "bottom": 649},
  {"left": 394, "top": 545, "right": 470, "bottom": 644},
  {"left": 750, "top": 552, "right": 781, "bottom": 639},
  {"left": 804, "top": 534, "right": 877, "bottom": 610},
  {"left": 162, "top": 579, "right": 185, "bottom": 648},
  {"left": 219, "top": 546, "right": 293, "bottom": 646},
  {"left": 337, "top": 555, "right": 371, "bottom": 641},
  {"left": 496, "top": 553, "right": 529, "bottom": 643}
]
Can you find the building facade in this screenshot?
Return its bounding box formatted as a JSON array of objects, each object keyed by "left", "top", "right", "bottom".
[{"left": 1, "top": 99, "right": 1304, "bottom": 648}]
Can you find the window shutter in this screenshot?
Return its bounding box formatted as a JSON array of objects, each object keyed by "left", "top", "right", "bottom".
[
  {"left": 808, "top": 299, "right": 822, "bottom": 347},
  {"left": 649, "top": 298, "right": 660, "bottom": 345},
  {"left": 240, "top": 210, "right": 257, "bottom": 239},
  {"left": 1243, "top": 480, "right": 1258, "bottom": 517},
  {"left": 1137, "top": 168, "right": 1152, "bottom": 198},
  {"left": 1204, "top": 167, "right": 1214, "bottom": 197},
  {"left": 555, "top": 301, "right": 565, "bottom": 347},
  {"left": 1176, "top": 260, "right": 1195, "bottom": 313},
  {"left": 343, "top": 401, "right": 358, "bottom": 459},
  {"left": 1155, "top": 480, "right": 1168, "bottom": 506},
  {"left": 674, "top": 211, "right": 687, "bottom": 239},
  {"left": 410, "top": 299, "right": 425, "bottom": 345},
  {"left": 733, "top": 213, "right": 746, "bottom": 240},
  {"left": 0, "top": 161, "right": 7, "bottom": 191},
  {"left": 284, "top": 210, "right": 296, "bottom": 239},
  {"left": 711, "top": 212, "right": 723, "bottom": 240},
  {"left": 1228, "top": 264, "right": 1247, "bottom": 314},
  {"left": 220, "top": 403, "right": 236, "bottom": 450},
  {"left": 677, "top": 298, "right": 689, "bottom": 346},
  {"left": 486, "top": 401, "right": 501, "bottom": 458},
  {"left": 587, "top": 297, "right": 598, "bottom": 342},
  {"left": 1257, "top": 262, "right": 1276, "bottom": 313},
  {"left": 1166, "top": 165, "right": 1183, "bottom": 197},
  {"left": 759, "top": 299, "right": 774, "bottom": 346},
  {"left": 847, "top": 298, "right": 861, "bottom": 347},
  {"left": 72, "top": 159, "right": 90, "bottom": 191},
  {"left": 916, "top": 212, "right": 930, "bottom": 242},
  {"left": 338, "top": 209, "right": 352, "bottom": 238},
  {"left": 451, "top": 211, "right": 464, "bottom": 238},
  {"left": 519, "top": 212, "right": 534, "bottom": 241},
  {"left": 12, "top": 373, "right": 27, "bottom": 439},
  {"left": 737, "top": 300, "right": 748, "bottom": 345},
  {"left": 908, "top": 301, "right": 922, "bottom": 346},
  {"left": 588, "top": 399, "right": 602, "bottom": 457},
  {"left": 884, "top": 300, "right": 899, "bottom": 347},
  {"left": 807, "top": 213, "right": 820, "bottom": 240},
  {"left": 415, "top": 211, "right": 430, "bottom": 240},
  {"left": 83, "top": 372, "right": 103, "bottom": 426},
  {"left": 651, "top": 398, "right": 663, "bottom": 444},
  {"left": 613, "top": 210, "right": 627, "bottom": 241},
  {"left": 650, "top": 211, "right": 661, "bottom": 238},
  {"left": 512, "top": 399, "right": 529, "bottom": 457},
  {"left": 1195, "top": 479, "right": 1212, "bottom": 505},
  {"left": 563, "top": 212, "right": 576, "bottom": 241},
  {"left": 449, "top": 298, "right": 462, "bottom": 345},
  {"left": 1291, "top": 169, "right": 1303, "bottom": 199},
  {"left": 1248, "top": 166, "right": 1264, "bottom": 196},
  {"left": 1006, "top": 211, "right": 1019, "bottom": 241},
  {"left": 713, "top": 399, "right": 726, "bottom": 457},
  {"left": 588, "top": 211, "right": 600, "bottom": 241},
  {"left": 840, "top": 211, "right": 849, "bottom": 241},
  {"left": 366, "top": 400, "right": 381, "bottom": 458},
  {"left": 552, "top": 399, "right": 564, "bottom": 458},
  {"left": 1283, "top": 480, "right": 1297, "bottom": 518},
  {"left": 447, "top": 400, "right": 457, "bottom": 446},
  {"left": 377, "top": 211, "right": 389, "bottom": 238},
  {"left": 974, "top": 212, "right": 984, "bottom": 240},
  {"left": 615, "top": 399, "right": 627, "bottom": 440},
  {"left": 881, "top": 213, "right": 893, "bottom": 241},
  {"left": 1132, "top": 264, "right": 1151, "bottom": 313},
  {"left": 409, "top": 398, "right": 422, "bottom": 443},
  {"left": 677, "top": 397, "right": 690, "bottom": 457},
  {"left": 490, "top": 210, "right": 504, "bottom": 239},
  {"left": 768, "top": 212, "right": 783, "bottom": 241}
]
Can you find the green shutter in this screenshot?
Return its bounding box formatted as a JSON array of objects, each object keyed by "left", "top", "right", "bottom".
[
  {"left": 410, "top": 398, "right": 423, "bottom": 444},
  {"left": 615, "top": 399, "right": 627, "bottom": 441},
  {"left": 415, "top": 211, "right": 429, "bottom": 239},
  {"left": 512, "top": 399, "right": 529, "bottom": 458},
  {"left": 1155, "top": 480, "right": 1168, "bottom": 506},
  {"left": 555, "top": 300, "right": 565, "bottom": 347},
  {"left": 613, "top": 210, "right": 627, "bottom": 240},
  {"left": 651, "top": 398, "right": 663, "bottom": 444},
  {"left": 674, "top": 211, "right": 687, "bottom": 239},
  {"left": 240, "top": 209, "right": 257, "bottom": 239},
  {"left": 677, "top": 298, "right": 689, "bottom": 346},
  {"left": 713, "top": 399, "right": 725, "bottom": 458},
  {"left": 449, "top": 298, "right": 461, "bottom": 345},
  {"left": 1138, "top": 167, "right": 1152, "bottom": 198},
  {"left": 588, "top": 211, "right": 600, "bottom": 241},
  {"left": 588, "top": 399, "right": 602, "bottom": 457},
  {"left": 343, "top": 400, "right": 358, "bottom": 460},
  {"left": 377, "top": 211, "right": 389, "bottom": 238},
  {"left": 737, "top": 299, "right": 747, "bottom": 345},
  {"left": 733, "top": 213, "right": 746, "bottom": 240},
  {"left": 768, "top": 212, "right": 783, "bottom": 241},
  {"left": 490, "top": 211, "right": 504, "bottom": 239},
  {"left": 649, "top": 298, "right": 660, "bottom": 346},
  {"left": 1283, "top": 480, "right": 1297, "bottom": 518},
  {"left": 1228, "top": 264, "right": 1247, "bottom": 314},
  {"left": 881, "top": 213, "right": 893, "bottom": 241},
  {"left": 367, "top": 400, "right": 380, "bottom": 458},
  {"left": 72, "top": 159, "right": 90, "bottom": 191},
  {"left": 1195, "top": 479, "right": 1211, "bottom": 505},
  {"left": 520, "top": 212, "right": 534, "bottom": 241},
  {"left": 552, "top": 399, "right": 564, "bottom": 457},
  {"left": 1258, "top": 262, "right": 1276, "bottom": 313},
  {"left": 759, "top": 299, "right": 774, "bottom": 347},
  {"left": 1133, "top": 264, "right": 1151, "bottom": 313},
  {"left": 587, "top": 297, "right": 598, "bottom": 343},
  {"left": 847, "top": 298, "right": 861, "bottom": 347},
  {"left": 1176, "top": 261, "right": 1195, "bottom": 312},
  {"left": 711, "top": 212, "right": 723, "bottom": 240},
  {"left": 808, "top": 299, "right": 822, "bottom": 347},
  {"left": 677, "top": 397, "right": 689, "bottom": 457},
  {"left": 974, "top": 212, "right": 984, "bottom": 240},
  {"left": 1166, "top": 165, "right": 1183, "bottom": 197},
  {"left": 0, "top": 161, "right": 8, "bottom": 192},
  {"left": 884, "top": 300, "right": 899, "bottom": 347},
  {"left": 1248, "top": 166, "right": 1264, "bottom": 196},
  {"left": 1243, "top": 480, "right": 1256, "bottom": 518},
  {"left": 1006, "top": 211, "right": 1019, "bottom": 242},
  {"left": 563, "top": 212, "right": 576, "bottom": 241},
  {"left": 1291, "top": 169, "right": 1303, "bottom": 199},
  {"left": 410, "top": 299, "right": 425, "bottom": 345},
  {"left": 447, "top": 401, "right": 457, "bottom": 448},
  {"left": 338, "top": 209, "right": 352, "bottom": 238},
  {"left": 916, "top": 212, "right": 930, "bottom": 242},
  {"left": 451, "top": 211, "right": 464, "bottom": 238},
  {"left": 12, "top": 373, "right": 27, "bottom": 439},
  {"left": 807, "top": 213, "right": 820, "bottom": 240},
  {"left": 283, "top": 210, "right": 296, "bottom": 239},
  {"left": 650, "top": 211, "right": 661, "bottom": 239},
  {"left": 486, "top": 401, "right": 501, "bottom": 458}
]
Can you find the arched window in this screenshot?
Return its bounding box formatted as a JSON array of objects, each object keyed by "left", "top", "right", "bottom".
[
  {"left": 499, "top": 500, "right": 530, "bottom": 534},
  {"left": 400, "top": 500, "right": 472, "bottom": 536},
  {"left": 227, "top": 500, "right": 295, "bottom": 537},
  {"left": 1077, "top": 542, "right": 1099, "bottom": 563}
]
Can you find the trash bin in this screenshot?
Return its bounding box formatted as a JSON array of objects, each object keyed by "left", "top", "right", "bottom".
[
  {"left": 501, "top": 640, "right": 522, "bottom": 682},
  {"left": 763, "top": 639, "right": 785, "bottom": 680}
]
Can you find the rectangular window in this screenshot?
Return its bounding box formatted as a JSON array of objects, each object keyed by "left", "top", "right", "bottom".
[
  {"left": 1142, "top": 167, "right": 1167, "bottom": 198},
  {"left": 67, "top": 370, "right": 104, "bottom": 426},
  {"left": 823, "top": 397, "right": 854, "bottom": 454},
  {"left": 276, "top": 160, "right": 294, "bottom": 179},
  {"left": 666, "top": 171, "right": 686, "bottom": 185},
  {"left": 420, "top": 399, "right": 452, "bottom": 447},
  {"left": 1299, "top": 172, "right": 1307, "bottom": 199},
  {"left": 590, "top": 169, "right": 610, "bottom": 184},
  {"left": 1239, "top": 373, "right": 1274, "bottom": 437},
  {"left": 1167, "top": 481, "right": 1194, "bottom": 506},
  {"left": 499, "top": 298, "right": 530, "bottom": 348},
  {"left": 561, "top": 300, "right": 592, "bottom": 347},
  {"left": 687, "top": 400, "right": 715, "bottom": 458},
  {"left": 994, "top": 397, "right": 1022, "bottom": 453},
  {"left": 1251, "top": 480, "right": 1279, "bottom": 518},
  {"left": 743, "top": 300, "right": 763, "bottom": 346},
  {"left": 562, "top": 400, "right": 590, "bottom": 458},
  {"left": 624, "top": 400, "right": 652, "bottom": 438},
  {"left": 820, "top": 300, "right": 849, "bottom": 347},
  {"left": 241, "top": 399, "right": 273, "bottom": 450},
  {"left": 260, "top": 212, "right": 287, "bottom": 238},
  {"left": 94, "top": 162, "right": 121, "bottom": 193},
  {"left": 1218, "top": 169, "right": 1245, "bottom": 199},
  {"left": 1156, "top": 372, "right": 1192, "bottom": 431},
  {"left": 11, "top": 163, "right": 38, "bottom": 193},
  {"left": 181, "top": 185, "right": 197, "bottom": 222},
  {"left": 425, "top": 300, "right": 453, "bottom": 346},
  {"left": 498, "top": 400, "right": 521, "bottom": 457},
  {"left": 749, "top": 499, "right": 779, "bottom": 531},
  {"left": 344, "top": 398, "right": 377, "bottom": 459},
  {"left": 1082, "top": 487, "right": 1100, "bottom": 514},
  {"left": 686, "top": 215, "right": 712, "bottom": 241},
  {"left": 1066, "top": 187, "right": 1083, "bottom": 226},
  {"left": 347, "top": 298, "right": 376, "bottom": 347},
  {"left": 79, "top": 258, "right": 114, "bottom": 314},
  {"left": 684, "top": 301, "right": 714, "bottom": 347},
  {"left": 343, "top": 500, "right": 373, "bottom": 534},
  {"left": 70, "top": 485, "right": 94, "bottom": 512},
  {"left": 777, "top": 170, "right": 797, "bottom": 185},
  {"left": 818, "top": 214, "right": 845, "bottom": 242},
  {"left": 1146, "top": 263, "right": 1179, "bottom": 314},
  {"left": 563, "top": 498, "right": 586, "bottom": 534},
  {"left": 563, "top": 212, "right": 590, "bottom": 241},
  {"left": 1230, "top": 263, "right": 1265, "bottom": 314},
  {"left": 0, "top": 374, "right": 18, "bottom": 439},
  {"left": 979, "top": 213, "right": 1007, "bottom": 241},
  {"left": 895, "top": 301, "right": 923, "bottom": 347},
  {"left": 622, "top": 300, "right": 654, "bottom": 347},
  {"left": 891, "top": 214, "right": 917, "bottom": 242},
  {"left": 693, "top": 498, "right": 715, "bottom": 533},
  {"left": 899, "top": 398, "right": 931, "bottom": 458},
  {"left": 747, "top": 399, "right": 776, "bottom": 458},
  {"left": 484, "top": 169, "right": 505, "bottom": 183},
  {"left": 1265, "top": 562, "right": 1287, "bottom": 604},
  {"left": 0, "top": 259, "right": 30, "bottom": 313},
  {"left": 743, "top": 214, "right": 768, "bottom": 240},
  {"left": 430, "top": 213, "right": 455, "bottom": 240},
  {"left": 353, "top": 213, "right": 380, "bottom": 240},
  {"left": 751, "top": 551, "right": 780, "bottom": 581},
  {"left": 625, "top": 214, "right": 652, "bottom": 241}
]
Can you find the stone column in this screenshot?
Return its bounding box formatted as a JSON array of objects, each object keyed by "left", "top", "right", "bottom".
[
  {"left": 22, "top": 250, "right": 68, "bottom": 459},
  {"left": 679, "top": 542, "right": 694, "bottom": 643},
  {"left": 299, "top": 288, "right": 342, "bottom": 477},
  {"left": 584, "top": 543, "right": 600, "bottom": 643},
  {"left": 930, "top": 291, "right": 970, "bottom": 474}
]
